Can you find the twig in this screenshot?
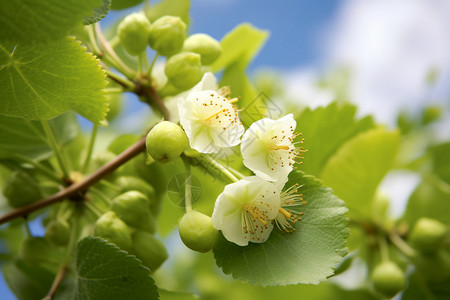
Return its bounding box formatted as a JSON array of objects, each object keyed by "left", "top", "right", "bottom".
[
  {"left": 0, "top": 138, "right": 146, "bottom": 225},
  {"left": 43, "top": 265, "right": 68, "bottom": 300}
]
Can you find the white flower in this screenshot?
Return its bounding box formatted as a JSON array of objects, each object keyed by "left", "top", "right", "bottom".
[
  {"left": 166, "top": 72, "right": 218, "bottom": 123},
  {"left": 211, "top": 176, "right": 281, "bottom": 246},
  {"left": 178, "top": 76, "right": 244, "bottom": 153},
  {"left": 241, "top": 114, "right": 304, "bottom": 182}
]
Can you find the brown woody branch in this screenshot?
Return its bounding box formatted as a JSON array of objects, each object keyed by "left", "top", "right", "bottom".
[{"left": 0, "top": 137, "right": 146, "bottom": 225}]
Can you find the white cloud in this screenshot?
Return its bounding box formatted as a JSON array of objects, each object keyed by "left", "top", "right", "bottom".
[{"left": 325, "top": 0, "right": 450, "bottom": 125}]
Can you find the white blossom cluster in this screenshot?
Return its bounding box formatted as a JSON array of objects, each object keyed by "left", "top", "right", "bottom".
[{"left": 177, "top": 73, "right": 305, "bottom": 246}]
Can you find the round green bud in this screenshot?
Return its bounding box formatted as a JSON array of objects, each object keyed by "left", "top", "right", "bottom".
[
  {"left": 45, "top": 219, "right": 70, "bottom": 246},
  {"left": 148, "top": 15, "right": 186, "bottom": 56},
  {"left": 20, "top": 237, "right": 55, "bottom": 266},
  {"left": 111, "top": 191, "right": 155, "bottom": 233},
  {"left": 183, "top": 33, "right": 222, "bottom": 65},
  {"left": 165, "top": 52, "right": 202, "bottom": 90},
  {"left": 371, "top": 261, "right": 406, "bottom": 298},
  {"left": 178, "top": 211, "right": 218, "bottom": 253},
  {"left": 94, "top": 211, "right": 132, "bottom": 250},
  {"left": 3, "top": 170, "right": 42, "bottom": 208},
  {"left": 131, "top": 231, "right": 168, "bottom": 271},
  {"left": 146, "top": 121, "right": 188, "bottom": 163},
  {"left": 117, "top": 13, "right": 151, "bottom": 56},
  {"left": 114, "top": 176, "right": 158, "bottom": 214},
  {"left": 409, "top": 217, "right": 447, "bottom": 254}
]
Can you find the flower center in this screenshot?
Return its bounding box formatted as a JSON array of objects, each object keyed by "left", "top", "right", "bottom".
[
  {"left": 196, "top": 93, "right": 240, "bottom": 129},
  {"left": 267, "top": 131, "right": 307, "bottom": 170}
]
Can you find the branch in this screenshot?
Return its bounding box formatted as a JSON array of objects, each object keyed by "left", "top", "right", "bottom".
[{"left": 0, "top": 137, "right": 146, "bottom": 225}]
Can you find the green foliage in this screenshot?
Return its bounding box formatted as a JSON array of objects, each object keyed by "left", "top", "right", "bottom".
[
  {"left": 75, "top": 236, "right": 159, "bottom": 300},
  {"left": 430, "top": 142, "right": 450, "bottom": 185},
  {"left": 213, "top": 172, "right": 349, "bottom": 286},
  {"left": 3, "top": 260, "right": 55, "bottom": 300},
  {"left": 84, "top": 0, "right": 111, "bottom": 25},
  {"left": 0, "top": 37, "right": 108, "bottom": 125},
  {"left": 321, "top": 128, "right": 400, "bottom": 219},
  {"left": 0, "top": 112, "right": 78, "bottom": 160},
  {"left": 298, "top": 102, "right": 375, "bottom": 176},
  {"left": 0, "top": 0, "right": 102, "bottom": 44}
]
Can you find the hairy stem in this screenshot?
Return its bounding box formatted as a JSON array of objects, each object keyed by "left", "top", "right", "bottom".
[
  {"left": 0, "top": 138, "right": 146, "bottom": 225},
  {"left": 182, "top": 157, "right": 193, "bottom": 212},
  {"left": 82, "top": 124, "right": 98, "bottom": 173},
  {"left": 12, "top": 154, "right": 62, "bottom": 183},
  {"left": 389, "top": 231, "right": 416, "bottom": 258},
  {"left": 40, "top": 120, "right": 70, "bottom": 180}
]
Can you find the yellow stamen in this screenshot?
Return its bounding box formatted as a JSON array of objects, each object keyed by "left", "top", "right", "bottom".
[
  {"left": 245, "top": 207, "right": 267, "bottom": 225},
  {"left": 272, "top": 145, "right": 290, "bottom": 150},
  {"left": 204, "top": 108, "right": 226, "bottom": 121},
  {"left": 279, "top": 207, "right": 291, "bottom": 219},
  {"left": 228, "top": 97, "right": 239, "bottom": 104}
]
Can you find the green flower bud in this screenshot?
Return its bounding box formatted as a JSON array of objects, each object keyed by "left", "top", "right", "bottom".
[
  {"left": 131, "top": 231, "right": 168, "bottom": 271},
  {"left": 146, "top": 121, "right": 188, "bottom": 163},
  {"left": 148, "top": 15, "right": 186, "bottom": 56},
  {"left": 409, "top": 217, "right": 447, "bottom": 254},
  {"left": 20, "top": 237, "right": 56, "bottom": 266},
  {"left": 114, "top": 176, "right": 158, "bottom": 214},
  {"left": 117, "top": 13, "right": 151, "bottom": 56},
  {"left": 94, "top": 211, "right": 132, "bottom": 250},
  {"left": 183, "top": 33, "right": 222, "bottom": 65},
  {"left": 371, "top": 261, "right": 406, "bottom": 298},
  {"left": 178, "top": 211, "right": 218, "bottom": 253},
  {"left": 111, "top": 191, "right": 155, "bottom": 233},
  {"left": 165, "top": 52, "right": 202, "bottom": 90},
  {"left": 45, "top": 219, "right": 70, "bottom": 246},
  {"left": 3, "top": 170, "right": 42, "bottom": 208}
]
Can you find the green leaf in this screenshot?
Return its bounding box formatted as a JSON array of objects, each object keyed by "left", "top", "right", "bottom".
[
  {"left": 108, "top": 134, "right": 140, "bottom": 155},
  {"left": 145, "top": 0, "right": 190, "bottom": 24},
  {"left": 0, "top": 112, "right": 78, "bottom": 160},
  {"left": 213, "top": 171, "right": 349, "bottom": 286},
  {"left": 75, "top": 236, "right": 159, "bottom": 300},
  {"left": 298, "top": 102, "right": 375, "bottom": 176},
  {"left": 403, "top": 271, "right": 450, "bottom": 300},
  {"left": 211, "top": 23, "right": 269, "bottom": 72},
  {"left": 0, "top": 0, "right": 102, "bottom": 45},
  {"left": 0, "top": 37, "right": 108, "bottom": 125},
  {"left": 84, "top": 0, "right": 111, "bottom": 25},
  {"left": 111, "top": 0, "right": 145, "bottom": 10},
  {"left": 430, "top": 142, "right": 450, "bottom": 185},
  {"left": 403, "top": 176, "right": 450, "bottom": 225},
  {"left": 320, "top": 128, "right": 400, "bottom": 219},
  {"left": 2, "top": 259, "right": 54, "bottom": 300}
]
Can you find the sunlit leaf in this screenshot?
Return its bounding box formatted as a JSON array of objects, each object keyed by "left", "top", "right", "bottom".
[
  {"left": 321, "top": 128, "right": 400, "bottom": 219},
  {"left": 75, "top": 236, "right": 159, "bottom": 300},
  {"left": 0, "top": 0, "right": 102, "bottom": 44},
  {"left": 0, "top": 37, "right": 108, "bottom": 125}
]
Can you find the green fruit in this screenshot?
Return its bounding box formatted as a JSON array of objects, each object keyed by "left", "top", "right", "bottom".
[
  {"left": 409, "top": 217, "right": 447, "bottom": 254},
  {"left": 165, "top": 52, "right": 202, "bottom": 90},
  {"left": 20, "top": 237, "right": 56, "bottom": 266},
  {"left": 3, "top": 170, "right": 42, "bottom": 208},
  {"left": 371, "top": 261, "right": 406, "bottom": 298},
  {"left": 111, "top": 191, "right": 155, "bottom": 233},
  {"left": 45, "top": 219, "right": 70, "bottom": 246},
  {"left": 148, "top": 15, "right": 186, "bottom": 56},
  {"left": 114, "top": 176, "right": 158, "bottom": 215},
  {"left": 178, "top": 211, "right": 218, "bottom": 253},
  {"left": 146, "top": 121, "right": 188, "bottom": 163},
  {"left": 117, "top": 13, "right": 151, "bottom": 56},
  {"left": 131, "top": 231, "right": 168, "bottom": 271},
  {"left": 183, "top": 33, "right": 222, "bottom": 65},
  {"left": 94, "top": 211, "right": 132, "bottom": 250}
]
